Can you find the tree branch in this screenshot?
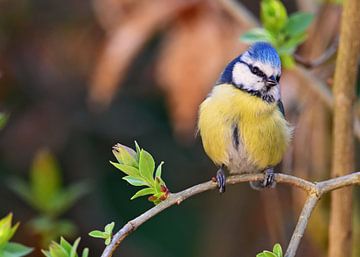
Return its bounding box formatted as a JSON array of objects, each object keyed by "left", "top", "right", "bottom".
[
  {"left": 101, "top": 172, "right": 360, "bottom": 257},
  {"left": 294, "top": 38, "right": 338, "bottom": 69}
]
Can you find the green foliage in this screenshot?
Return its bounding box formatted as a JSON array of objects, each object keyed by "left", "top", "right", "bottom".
[
  {"left": 0, "top": 112, "right": 9, "bottom": 130},
  {"left": 41, "top": 237, "right": 89, "bottom": 257},
  {"left": 8, "top": 148, "right": 90, "bottom": 245},
  {"left": 111, "top": 142, "right": 169, "bottom": 204},
  {"left": 241, "top": 0, "right": 314, "bottom": 68},
  {"left": 257, "top": 243, "right": 283, "bottom": 257},
  {"left": 88, "top": 222, "right": 115, "bottom": 246},
  {"left": 0, "top": 213, "right": 33, "bottom": 257}
]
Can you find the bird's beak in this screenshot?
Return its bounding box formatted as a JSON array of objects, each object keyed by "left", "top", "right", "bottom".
[{"left": 266, "top": 79, "right": 277, "bottom": 87}]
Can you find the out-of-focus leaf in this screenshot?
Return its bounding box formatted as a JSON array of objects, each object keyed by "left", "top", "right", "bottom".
[
  {"left": 240, "top": 28, "right": 275, "bottom": 44},
  {"left": 278, "top": 32, "right": 307, "bottom": 55},
  {"left": 0, "top": 113, "right": 9, "bottom": 130},
  {"left": 280, "top": 54, "right": 295, "bottom": 69},
  {"left": 122, "top": 176, "right": 148, "bottom": 186},
  {"left": 284, "top": 12, "right": 314, "bottom": 37},
  {"left": 30, "top": 149, "right": 61, "bottom": 213},
  {"left": 260, "top": 0, "right": 288, "bottom": 33},
  {"left": 273, "top": 244, "right": 283, "bottom": 257},
  {"left": 29, "top": 217, "right": 76, "bottom": 247},
  {"left": 51, "top": 181, "right": 90, "bottom": 216},
  {"left": 139, "top": 150, "right": 155, "bottom": 184},
  {"left": 131, "top": 188, "right": 155, "bottom": 200},
  {"left": 2, "top": 242, "right": 33, "bottom": 257},
  {"left": 7, "top": 179, "right": 36, "bottom": 209}
]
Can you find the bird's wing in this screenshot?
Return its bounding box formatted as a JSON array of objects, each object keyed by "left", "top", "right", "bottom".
[{"left": 277, "top": 100, "right": 285, "bottom": 117}]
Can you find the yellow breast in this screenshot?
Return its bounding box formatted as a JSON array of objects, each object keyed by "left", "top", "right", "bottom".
[{"left": 198, "top": 83, "right": 291, "bottom": 170}]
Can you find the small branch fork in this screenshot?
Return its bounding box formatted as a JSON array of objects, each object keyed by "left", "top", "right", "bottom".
[{"left": 101, "top": 172, "right": 360, "bottom": 257}]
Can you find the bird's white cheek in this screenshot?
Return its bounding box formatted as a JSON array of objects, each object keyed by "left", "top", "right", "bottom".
[{"left": 232, "top": 62, "right": 259, "bottom": 88}]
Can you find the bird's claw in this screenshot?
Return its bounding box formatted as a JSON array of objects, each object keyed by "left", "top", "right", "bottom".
[
  {"left": 216, "top": 168, "right": 226, "bottom": 193},
  {"left": 262, "top": 168, "right": 276, "bottom": 188}
]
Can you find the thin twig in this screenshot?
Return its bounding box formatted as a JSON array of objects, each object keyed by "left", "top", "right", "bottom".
[
  {"left": 284, "top": 195, "right": 319, "bottom": 257},
  {"left": 294, "top": 38, "right": 338, "bottom": 69},
  {"left": 101, "top": 172, "right": 360, "bottom": 257}
]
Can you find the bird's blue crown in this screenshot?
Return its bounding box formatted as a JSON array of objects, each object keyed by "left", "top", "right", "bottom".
[
  {"left": 247, "top": 42, "right": 281, "bottom": 69},
  {"left": 217, "top": 42, "right": 280, "bottom": 84}
]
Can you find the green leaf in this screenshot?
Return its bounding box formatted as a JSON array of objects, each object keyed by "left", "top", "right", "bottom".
[
  {"left": 49, "top": 242, "right": 68, "bottom": 257},
  {"left": 273, "top": 244, "right": 283, "bottom": 257},
  {"left": 155, "top": 161, "right": 164, "bottom": 179},
  {"left": 284, "top": 12, "right": 314, "bottom": 37},
  {"left": 134, "top": 141, "right": 141, "bottom": 161},
  {"left": 70, "top": 238, "right": 80, "bottom": 257},
  {"left": 0, "top": 213, "right": 19, "bottom": 246},
  {"left": 139, "top": 150, "right": 155, "bottom": 184},
  {"left": 130, "top": 188, "right": 155, "bottom": 200},
  {"left": 88, "top": 230, "right": 106, "bottom": 238},
  {"left": 104, "top": 222, "right": 115, "bottom": 234},
  {"left": 105, "top": 237, "right": 111, "bottom": 246},
  {"left": 59, "top": 238, "right": 72, "bottom": 253},
  {"left": 240, "top": 28, "right": 275, "bottom": 44},
  {"left": 112, "top": 144, "right": 137, "bottom": 167},
  {"left": 30, "top": 149, "right": 62, "bottom": 213},
  {"left": 81, "top": 248, "right": 89, "bottom": 257},
  {"left": 110, "top": 162, "right": 138, "bottom": 177},
  {"left": 122, "top": 176, "right": 148, "bottom": 186},
  {"left": 2, "top": 242, "right": 33, "bottom": 257},
  {"left": 261, "top": 0, "right": 288, "bottom": 32},
  {"left": 41, "top": 250, "right": 52, "bottom": 257},
  {"left": 262, "top": 251, "right": 278, "bottom": 257},
  {"left": 0, "top": 113, "right": 9, "bottom": 130},
  {"left": 256, "top": 254, "right": 266, "bottom": 257}
]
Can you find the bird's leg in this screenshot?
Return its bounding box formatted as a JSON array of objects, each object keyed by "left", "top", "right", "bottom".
[
  {"left": 262, "top": 167, "right": 276, "bottom": 188},
  {"left": 215, "top": 165, "right": 226, "bottom": 193},
  {"left": 249, "top": 167, "right": 276, "bottom": 190}
]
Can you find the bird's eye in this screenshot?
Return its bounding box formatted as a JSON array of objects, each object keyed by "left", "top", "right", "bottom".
[
  {"left": 275, "top": 75, "right": 281, "bottom": 82},
  {"left": 250, "top": 66, "right": 266, "bottom": 78},
  {"left": 251, "top": 66, "right": 260, "bottom": 75}
]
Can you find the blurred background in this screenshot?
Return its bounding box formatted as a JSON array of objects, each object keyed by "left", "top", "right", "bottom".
[{"left": 0, "top": 0, "right": 359, "bottom": 257}]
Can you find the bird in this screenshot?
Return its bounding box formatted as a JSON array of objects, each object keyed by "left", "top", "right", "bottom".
[{"left": 197, "top": 42, "right": 292, "bottom": 192}]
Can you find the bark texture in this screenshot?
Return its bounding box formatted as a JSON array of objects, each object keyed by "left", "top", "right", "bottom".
[{"left": 328, "top": 0, "right": 360, "bottom": 256}]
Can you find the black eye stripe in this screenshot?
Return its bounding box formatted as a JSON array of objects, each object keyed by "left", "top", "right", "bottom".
[{"left": 238, "top": 60, "right": 266, "bottom": 78}]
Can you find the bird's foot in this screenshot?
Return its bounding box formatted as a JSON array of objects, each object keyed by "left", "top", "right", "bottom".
[
  {"left": 262, "top": 168, "right": 276, "bottom": 188},
  {"left": 215, "top": 167, "right": 226, "bottom": 193},
  {"left": 249, "top": 167, "right": 276, "bottom": 190}
]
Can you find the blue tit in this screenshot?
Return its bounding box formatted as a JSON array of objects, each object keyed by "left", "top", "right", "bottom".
[{"left": 198, "top": 42, "right": 292, "bottom": 192}]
